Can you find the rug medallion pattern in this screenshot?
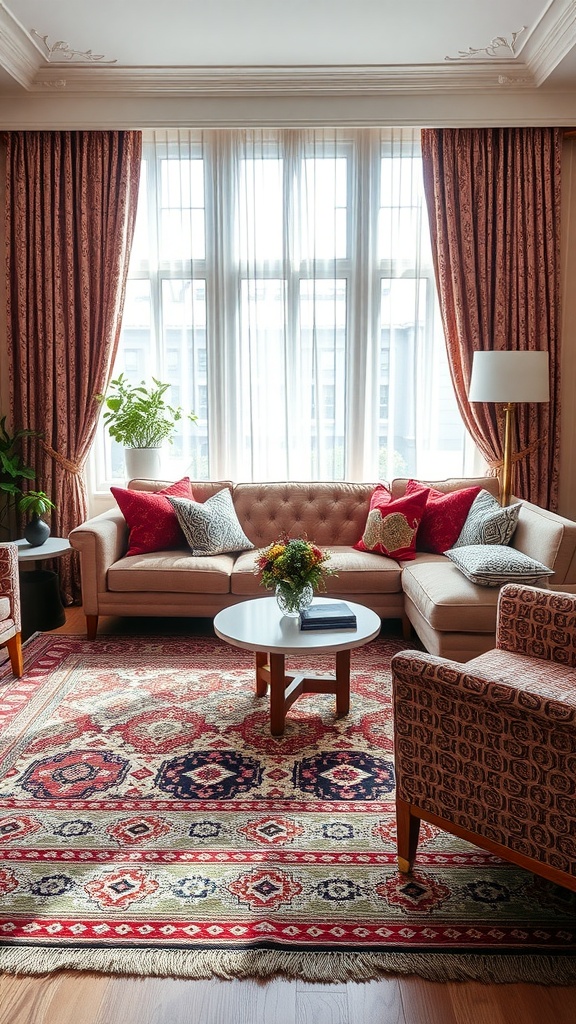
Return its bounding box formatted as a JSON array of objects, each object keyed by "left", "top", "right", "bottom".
[{"left": 0, "top": 633, "right": 575, "bottom": 981}]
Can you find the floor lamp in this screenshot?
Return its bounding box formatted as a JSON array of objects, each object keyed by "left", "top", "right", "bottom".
[{"left": 468, "top": 351, "right": 550, "bottom": 507}]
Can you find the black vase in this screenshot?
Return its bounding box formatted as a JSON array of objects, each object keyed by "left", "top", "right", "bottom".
[{"left": 24, "top": 516, "right": 50, "bottom": 547}]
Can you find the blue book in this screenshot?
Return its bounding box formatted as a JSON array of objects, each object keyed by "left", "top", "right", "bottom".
[{"left": 300, "top": 602, "right": 357, "bottom": 630}]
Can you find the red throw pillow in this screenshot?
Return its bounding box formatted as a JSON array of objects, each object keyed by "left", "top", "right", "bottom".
[
  {"left": 406, "top": 479, "right": 482, "bottom": 554},
  {"left": 111, "top": 477, "right": 194, "bottom": 557},
  {"left": 354, "top": 484, "right": 430, "bottom": 561}
]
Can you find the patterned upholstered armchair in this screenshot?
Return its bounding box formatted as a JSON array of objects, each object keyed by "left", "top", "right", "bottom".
[
  {"left": 391, "top": 584, "right": 576, "bottom": 893},
  {"left": 0, "top": 543, "right": 23, "bottom": 677}
]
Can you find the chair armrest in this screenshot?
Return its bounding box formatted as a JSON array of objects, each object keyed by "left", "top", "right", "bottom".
[
  {"left": 496, "top": 583, "right": 576, "bottom": 666},
  {"left": 392, "top": 645, "right": 576, "bottom": 737},
  {"left": 391, "top": 649, "right": 497, "bottom": 700},
  {"left": 0, "top": 543, "right": 20, "bottom": 632},
  {"left": 68, "top": 510, "right": 127, "bottom": 616}
]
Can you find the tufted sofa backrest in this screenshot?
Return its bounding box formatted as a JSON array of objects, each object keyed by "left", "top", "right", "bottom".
[
  {"left": 128, "top": 479, "right": 234, "bottom": 503},
  {"left": 391, "top": 476, "right": 500, "bottom": 499},
  {"left": 232, "top": 481, "right": 377, "bottom": 548}
]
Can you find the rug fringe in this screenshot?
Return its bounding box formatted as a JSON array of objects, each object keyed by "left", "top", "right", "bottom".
[{"left": 0, "top": 947, "right": 575, "bottom": 985}]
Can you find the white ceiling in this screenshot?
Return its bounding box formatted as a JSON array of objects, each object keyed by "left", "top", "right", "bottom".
[{"left": 1, "top": 0, "right": 576, "bottom": 93}]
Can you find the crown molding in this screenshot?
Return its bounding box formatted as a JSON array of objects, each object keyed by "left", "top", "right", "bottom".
[
  {"left": 28, "top": 61, "right": 538, "bottom": 96},
  {"left": 1, "top": 0, "right": 573, "bottom": 98},
  {"left": 0, "top": 2, "right": 41, "bottom": 88},
  {"left": 523, "top": 0, "right": 576, "bottom": 84}
]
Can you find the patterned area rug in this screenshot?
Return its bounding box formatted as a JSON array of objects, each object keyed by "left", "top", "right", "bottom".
[{"left": 0, "top": 631, "right": 575, "bottom": 984}]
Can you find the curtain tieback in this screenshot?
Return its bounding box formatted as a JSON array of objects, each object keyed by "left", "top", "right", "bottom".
[
  {"left": 41, "top": 441, "right": 82, "bottom": 476},
  {"left": 487, "top": 434, "right": 547, "bottom": 472}
]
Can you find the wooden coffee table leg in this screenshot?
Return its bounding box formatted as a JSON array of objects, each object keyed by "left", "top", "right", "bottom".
[
  {"left": 335, "top": 648, "right": 351, "bottom": 717},
  {"left": 255, "top": 651, "right": 268, "bottom": 696},
  {"left": 269, "top": 652, "right": 287, "bottom": 736}
]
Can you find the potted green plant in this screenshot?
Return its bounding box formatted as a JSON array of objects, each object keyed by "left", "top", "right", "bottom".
[
  {"left": 0, "top": 415, "right": 38, "bottom": 538},
  {"left": 96, "top": 374, "right": 197, "bottom": 479},
  {"left": 18, "top": 489, "right": 55, "bottom": 547}
]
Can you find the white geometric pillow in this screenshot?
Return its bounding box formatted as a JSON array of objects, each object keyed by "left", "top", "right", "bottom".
[
  {"left": 167, "top": 489, "right": 254, "bottom": 556},
  {"left": 453, "top": 490, "right": 521, "bottom": 548},
  {"left": 445, "top": 544, "right": 553, "bottom": 587}
]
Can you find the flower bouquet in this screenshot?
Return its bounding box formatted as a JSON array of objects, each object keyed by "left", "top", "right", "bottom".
[{"left": 255, "top": 535, "right": 335, "bottom": 615}]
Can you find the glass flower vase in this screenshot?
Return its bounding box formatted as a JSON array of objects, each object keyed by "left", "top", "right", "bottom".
[{"left": 275, "top": 582, "right": 314, "bottom": 617}]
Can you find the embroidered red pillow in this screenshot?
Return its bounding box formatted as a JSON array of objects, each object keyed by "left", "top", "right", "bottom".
[
  {"left": 111, "top": 477, "right": 194, "bottom": 557},
  {"left": 406, "top": 479, "right": 482, "bottom": 554},
  {"left": 354, "top": 484, "right": 430, "bottom": 560}
]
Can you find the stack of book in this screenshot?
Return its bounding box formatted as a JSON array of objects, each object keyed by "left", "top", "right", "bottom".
[{"left": 300, "top": 602, "right": 357, "bottom": 631}]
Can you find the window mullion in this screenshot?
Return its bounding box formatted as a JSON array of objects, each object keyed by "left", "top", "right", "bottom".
[{"left": 346, "top": 130, "right": 381, "bottom": 481}]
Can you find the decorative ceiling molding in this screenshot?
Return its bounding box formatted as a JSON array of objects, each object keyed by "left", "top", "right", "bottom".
[
  {"left": 0, "top": 2, "right": 40, "bottom": 87},
  {"left": 498, "top": 74, "right": 532, "bottom": 86},
  {"left": 29, "top": 61, "right": 536, "bottom": 96},
  {"left": 31, "top": 30, "right": 117, "bottom": 64},
  {"left": 36, "top": 78, "right": 67, "bottom": 89},
  {"left": 521, "top": 0, "right": 576, "bottom": 85},
  {"left": 0, "top": 0, "right": 574, "bottom": 97},
  {"left": 445, "top": 27, "right": 526, "bottom": 61}
]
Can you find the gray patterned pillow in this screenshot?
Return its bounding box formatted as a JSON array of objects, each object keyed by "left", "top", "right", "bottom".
[
  {"left": 445, "top": 544, "right": 553, "bottom": 587},
  {"left": 453, "top": 490, "right": 521, "bottom": 548},
  {"left": 167, "top": 489, "right": 254, "bottom": 556}
]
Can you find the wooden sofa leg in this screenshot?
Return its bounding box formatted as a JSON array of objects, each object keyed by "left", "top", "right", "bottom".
[
  {"left": 401, "top": 613, "right": 412, "bottom": 640},
  {"left": 6, "top": 632, "right": 23, "bottom": 677},
  {"left": 396, "top": 797, "right": 421, "bottom": 873},
  {"left": 86, "top": 615, "right": 99, "bottom": 641}
]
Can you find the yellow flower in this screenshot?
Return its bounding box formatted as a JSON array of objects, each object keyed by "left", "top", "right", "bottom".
[{"left": 267, "top": 544, "right": 285, "bottom": 562}]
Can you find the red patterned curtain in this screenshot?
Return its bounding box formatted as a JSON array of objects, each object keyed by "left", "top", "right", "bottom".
[
  {"left": 421, "top": 128, "right": 562, "bottom": 510},
  {"left": 5, "top": 131, "right": 142, "bottom": 601}
]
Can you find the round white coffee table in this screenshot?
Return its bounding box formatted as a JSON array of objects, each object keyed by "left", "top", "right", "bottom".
[{"left": 214, "top": 597, "right": 381, "bottom": 736}]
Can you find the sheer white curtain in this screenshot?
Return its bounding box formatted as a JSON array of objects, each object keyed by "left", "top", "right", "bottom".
[{"left": 99, "top": 127, "right": 465, "bottom": 487}]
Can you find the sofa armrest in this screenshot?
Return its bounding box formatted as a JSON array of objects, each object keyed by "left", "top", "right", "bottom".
[
  {"left": 511, "top": 499, "right": 576, "bottom": 584},
  {"left": 68, "top": 510, "right": 127, "bottom": 615},
  {"left": 0, "top": 543, "right": 21, "bottom": 632},
  {"left": 496, "top": 583, "right": 576, "bottom": 666}
]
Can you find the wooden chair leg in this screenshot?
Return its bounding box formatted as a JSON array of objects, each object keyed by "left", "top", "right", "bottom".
[
  {"left": 396, "top": 797, "right": 421, "bottom": 873},
  {"left": 6, "top": 632, "right": 23, "bottom": 678},
  {"left": 401, "top": 613, "right": 412, "bottom": 640},
  {"left": 86, "top": 615, "right": 99, "bottom": 640}
]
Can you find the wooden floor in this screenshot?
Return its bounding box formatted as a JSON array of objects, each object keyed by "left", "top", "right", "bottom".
[{"left": 0, "top": 608, "right": 575, "bottom": 1024}]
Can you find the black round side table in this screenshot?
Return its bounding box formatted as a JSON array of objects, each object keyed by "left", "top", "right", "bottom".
[{"left": 16, "top": 538, "right": 71, "bottom": 640}]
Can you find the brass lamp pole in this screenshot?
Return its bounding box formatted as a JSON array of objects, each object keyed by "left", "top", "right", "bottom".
[
  {"left": 468, "top": 351, "right": 550, "bottom": 507},
  {"left": 501, "top": 402, "right": 515, "bottom": 508}
]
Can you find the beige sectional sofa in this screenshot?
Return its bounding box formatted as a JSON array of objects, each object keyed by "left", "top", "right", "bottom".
[{"left": 69, "top": 475, "right": 576, "bottom": 661}]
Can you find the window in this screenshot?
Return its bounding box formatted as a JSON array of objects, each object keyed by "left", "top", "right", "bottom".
[{"left": 95, "top": 128, "right": 466, "bottom": 488}]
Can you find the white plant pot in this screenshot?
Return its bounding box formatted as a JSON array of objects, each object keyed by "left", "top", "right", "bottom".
[{"left": 124, "top": 447, "right": 163, "bottom": 481}]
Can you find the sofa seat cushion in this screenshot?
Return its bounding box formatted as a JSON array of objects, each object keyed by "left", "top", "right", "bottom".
[
  {"left": 231, "top": 546, "right": 403, "bottom": 597},
  {"left": 401, "top": 555, "right": 499, "bottom": 633},
  {"left": 107, "top": 550, "right": 234, "bottom": 595}
]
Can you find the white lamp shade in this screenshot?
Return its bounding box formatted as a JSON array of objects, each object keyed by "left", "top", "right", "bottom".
[{"left": 469, "top": 350, "right": 550, "bottom": 404}]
